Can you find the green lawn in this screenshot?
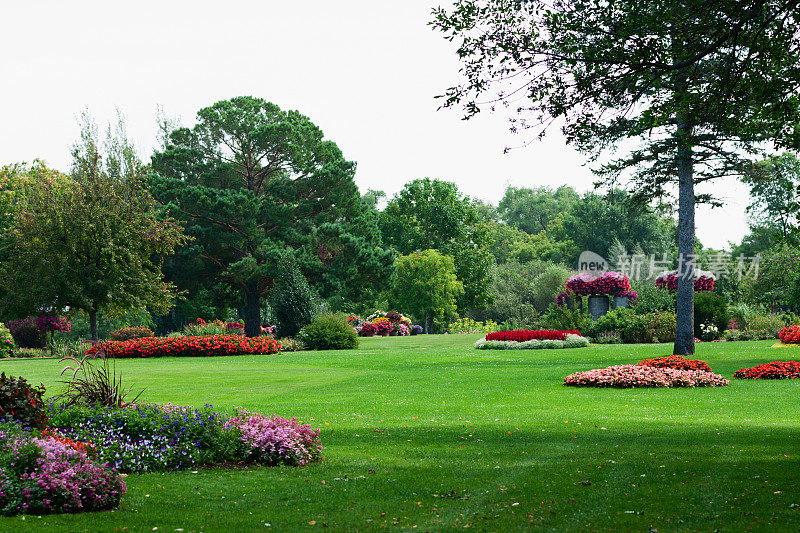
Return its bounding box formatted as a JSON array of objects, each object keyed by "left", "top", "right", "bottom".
[{"left": 1, "top": 336, "right": 799, "bottom": 532}]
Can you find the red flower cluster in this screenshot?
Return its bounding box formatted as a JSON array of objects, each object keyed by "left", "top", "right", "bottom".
[
  {"left": 655, "top": 273, "right": 715, "bottom": 292},
  {"left": 733, "top": 361, "right": 800, "bottom": 379},
  {"left": 565, "top": 272, "right": 631, "bottom": 296},
  {"left": 84, "top": 335, "right": 281, "bottom": 359},
  {"left": 41, "top": 428, "right": 95, "bottom": 455},
  {"left": 779, "top": 325, "right": 800, "bottom": 344},
  {"left": 485, "top": 330, "right": 580, "bottom": 342},
  {"left": 637, "top": 355, "right": 712, "bottom": 373}
]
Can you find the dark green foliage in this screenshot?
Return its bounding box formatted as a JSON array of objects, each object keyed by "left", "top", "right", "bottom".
[
  {"left": 150, "top": 96, "right": 393, "bottom": 336},
  {"left": 6, "top": 317, "right": 46, "bottom": 349},
  {"left": 631, "top": 281, "right": 676, "bottom": 315},
  {"left": 271, "top": 255, "right": 319, "bottom": 338},
  {"left": 693, "top": 292, "right": 729, "bottom": 337},
  {"left": 297, "top": 314, "right": 358, "bottom": 351},
  {"left": 0, "top": 373, "right": 47, "bottom": 429}
]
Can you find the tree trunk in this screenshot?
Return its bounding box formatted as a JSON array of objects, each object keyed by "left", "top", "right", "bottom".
[
  {"left": 424, "top": 312, "right": 432, "bottom": 334},
  {"left": 89, "top": 309, "right": 99, "bottom": 342},
  {"left": 244, "top": 281, "right": 261, "bottom": 338},
  {"left": 673, "top": 116, "right": 695, "bottom": 356}
]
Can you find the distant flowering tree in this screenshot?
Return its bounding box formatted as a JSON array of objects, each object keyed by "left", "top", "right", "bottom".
[{"left": 36, "top": 314, "right": 71, "bottom": 357}]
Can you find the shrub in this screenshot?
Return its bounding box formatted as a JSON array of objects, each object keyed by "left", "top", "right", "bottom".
[
  {"left": 0, "top": 323, "right": 13, "bottom": 358},
  {"left": 411, "top": 325, "right": 424, "bottom": 335},
  {"left": 747, "top": 314, "right": 784, "bottom": 339},
  {"left": 779, "top": 325, "right": 800, "bottom": 344},
  {"left": 278, "top": 338, "right": 305, "bottom": 352},
  {"left": 588, "top": 307, "right": 635, "bottom": 338},
  {"left": 0, "top": 373, "right": 47, "bottom": 429},
  {"left": 485, "top": 329, "right": 579, "bottom": 342},
  {"left": 694, "top": 292, "right": 728, "bottom": 337},
  {"left": 108, "top": 326, "right": 154, "bottom": 341},
  {"left": 298, "top": 314, "right": 358, "bottom": 350},
  {"left": 564, "top": 365, "right": 729, "bottom": 388},
  {"left": 734, "top": 361, "right": 800, "bottom": 379},
  {"left": 630, "top": 279, "right": 675, "bottom": 315},
  {"left": 0, "top": 430, "right": 126, "bottom": 515},
  {"left": 637, "top": 355, "right": 713, "bottom": 372},
  {"left": 271, "top": 255, "right": 319, "bottom": 338},
  {"left": 700, "top": 323, "right": 720, "bottom": 341},
  {"left": 84, "top": 335, "right": 281, "bottom": 359},
  {"left": 648, "top": 311, "right": 677, "bottom": 343},
  {"left": 6, "top": 317, "right": 46, "bottom": 349}
]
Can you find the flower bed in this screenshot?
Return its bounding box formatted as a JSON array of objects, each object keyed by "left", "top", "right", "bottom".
[
  {"left": 84, "top": 335, "right": 280, "bottom": 359},
  {"left": 0, "top": 425, "right": 126, "bottom": 516},
  {"left": 564, "top": 364, "right": 729, "bottom": 388},
  {"left": 779, "top": 325, "right": 800, "bottom": 344},
  {"left": 48, "top": 403, "right": 323, "bottom": 473},
  {"left": 733, "top": 361, "right": 800, "bottom": 379},
  {"left": 476, "top": 333, "right": 589, "bottom": 350},
  {"left": 637, "top": 355, "right": 713, "bottom": 373},
  {"left": 485, "top": 329, "right": 580, "bottom": 342}
]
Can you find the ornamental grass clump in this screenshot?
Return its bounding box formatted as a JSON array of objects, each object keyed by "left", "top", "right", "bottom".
[
  {"left": 564, "top": 365, "right": 729, "bottom": 388},
  {"left": 637, "top": 355, "right": 713, "bottom": 373},
  {"left": 0, "top": 428, "right": 126, "bottom": 516},
  {"left": 733, "top": 361, "right": 800, "bottom": 379}
]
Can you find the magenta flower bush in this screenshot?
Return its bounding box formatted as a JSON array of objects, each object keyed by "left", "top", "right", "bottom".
[
  {"left": 227, "top": 410, "right": 323, "bottom": 466},
  {"left": 0, "top": 430, "right": 125, "bottom": 516},
  {"left": 35, "top": 315, "right": 71, "bottom": 333},
  {"left": 563, "top": 364, "right": 729, "bottom": 388},
  {"left": 655, "top": 272, "right": 715, "bottom": 292},
  {"left": 565, "top": 271, "right": 631, "bottom": 296}
]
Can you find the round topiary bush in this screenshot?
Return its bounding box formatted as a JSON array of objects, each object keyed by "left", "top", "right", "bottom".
[{"left": 298, "top": 314, "right": 358, "bottom": 350}]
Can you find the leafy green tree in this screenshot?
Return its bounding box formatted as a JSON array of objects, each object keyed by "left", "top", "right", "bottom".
[
  {"left": 498, "top": 185, "right": 579, "bottom": 234},
  {"left": 432, "top": 0, "right": 800, "bottom": 354},
  {"left": 743, "top": 243, "right": 800, "bottom": 313},
  {"left": 381, "top": 178, "right": 492, "bottom": 312},
  {"left": 150, "top": 97, "right": 393, "bottom": 336},
  {"left": 742, "top": 153, "right": 800, "bottom": 244},
  {"left": 1, "top": 115, "right": 186, "bottom": 340},
  {"left": 392, "top": 250, "right": 464, "bottom": 333}
]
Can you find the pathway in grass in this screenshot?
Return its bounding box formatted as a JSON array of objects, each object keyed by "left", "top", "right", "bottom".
[{"left": 1, "top": 336, "right": 799, "bottom": 531}]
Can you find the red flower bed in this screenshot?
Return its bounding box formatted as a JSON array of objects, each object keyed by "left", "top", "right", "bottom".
[
  {"left": 84, "top": 335, "right": 281, "bottom": 359},
  {"left": 637, "top": 355, "right": 712, "bottom": 373},
  {"left": 485, "top": 330, "right": 580, "bottom": 342},
  {"left": 779, "top": 325, "right": 800, "bottom": 344},
  {"left": 733, "top": 361, "right": 800, "bottom": 379}
]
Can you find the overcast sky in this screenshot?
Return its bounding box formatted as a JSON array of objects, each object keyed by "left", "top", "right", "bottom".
[{"left": 1, "top": 0, "right": 753, "bottom": 249}]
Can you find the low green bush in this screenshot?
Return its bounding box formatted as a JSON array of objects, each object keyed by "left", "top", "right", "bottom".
[
  {"left": 298, "top": 314, "right": 358, "bottom": 350},
  {"left": 694, "top": 292, "right": 728, "bottom": 337}
]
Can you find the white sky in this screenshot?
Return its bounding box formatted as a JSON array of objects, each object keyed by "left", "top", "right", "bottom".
[{"left": 0, "top": 0, "right": 752, "bottom": 249}]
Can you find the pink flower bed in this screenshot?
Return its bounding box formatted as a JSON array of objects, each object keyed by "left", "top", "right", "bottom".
[
  {"left": 563, "top": 364, "right": 729, "bottom": 388},
  {"left": 565, "top": 271, "right": 631, "bottom": 296},
  {"left": 227, "top": 410, "right": 323, "bottom": 466}
]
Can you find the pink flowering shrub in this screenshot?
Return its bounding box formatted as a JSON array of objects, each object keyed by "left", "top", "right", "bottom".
[
  {"left": 565, "top": 271, "right": 631, "bottom": 296},
  {"left": 0, "top": 431, "right": 125, "bottom": 516},
  {"left": 227, "top": 410, "right": 323, "bottom": 466},
  {"left": 563, "top": 364, "right": 729, "bottom": 388}
]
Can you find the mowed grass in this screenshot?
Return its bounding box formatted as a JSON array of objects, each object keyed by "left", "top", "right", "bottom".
[{"left": 1, "top": 336, "right": 800, "bottom": 532}]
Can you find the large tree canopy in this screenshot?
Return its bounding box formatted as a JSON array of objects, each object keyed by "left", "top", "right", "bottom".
[
  {"left": 381, "top": 178, "right": 493, "bottom": 312},
  {"left": 0, "top": 116, "right": 186, "bottom": 340},
  {"left": 432, "top": 0, "right": 800, "bottom": 354},
  {"left": 150, "top": 96, "right": 392, "bottom": 336}
]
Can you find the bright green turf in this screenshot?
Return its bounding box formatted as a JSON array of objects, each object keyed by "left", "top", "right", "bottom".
[{"left": 1, "top": 336, "right": 799, "bottom": 532}]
